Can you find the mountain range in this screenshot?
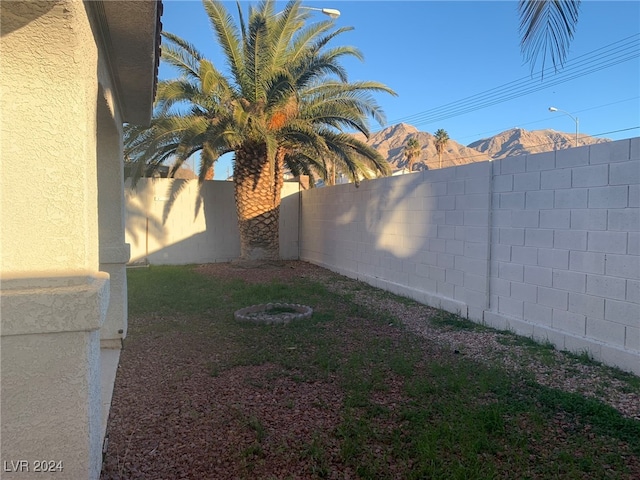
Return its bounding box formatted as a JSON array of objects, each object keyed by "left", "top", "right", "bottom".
[
  {"left": 173, "top": 123, "right": 610, "bottom": 179},
  {"left": 362, "top": 123, "right": 610, "bottom": 173}
]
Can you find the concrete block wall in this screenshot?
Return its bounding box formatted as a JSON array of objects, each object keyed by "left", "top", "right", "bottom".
[
  {"left": 125, "top": 178, "right": 302, "bottom": 264},
  {"left": 485, "top": 138, "right": 639, "bottom": 372},
  {"left": 300, "top": 161, "right": 493, "bottom": 320},
  {"left": 299, "top": 138, "right": 639, "bottom": 375}
]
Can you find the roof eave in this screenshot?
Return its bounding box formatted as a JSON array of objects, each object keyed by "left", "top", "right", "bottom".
[{"left": 90, "top": 0, "right": 162, "bottom": 126}]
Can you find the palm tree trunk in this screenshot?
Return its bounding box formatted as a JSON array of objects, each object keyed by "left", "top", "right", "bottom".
[{"left": 233, "top": 143, "right": 284, "bottom": 261}]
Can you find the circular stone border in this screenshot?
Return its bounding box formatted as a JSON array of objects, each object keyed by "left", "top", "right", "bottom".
[{"left": 234, "top": 303, "right": 313, "bottom": 325}]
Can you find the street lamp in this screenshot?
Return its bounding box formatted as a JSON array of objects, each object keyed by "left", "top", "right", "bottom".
[
  {"left": 300, "top": 6, "right": 340, "bottom": 18},
  {"left": 548, "top": 106, "right": 579, "bottom": 147}
]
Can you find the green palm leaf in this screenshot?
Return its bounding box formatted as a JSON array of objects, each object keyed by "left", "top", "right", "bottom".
[{"left": 519, "top": 0, "right": 581, "bottom": 74}]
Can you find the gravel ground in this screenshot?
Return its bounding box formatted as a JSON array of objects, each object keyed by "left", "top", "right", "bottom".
[{"left": 298, "top": 263, "right": 639, "bottom": 421}]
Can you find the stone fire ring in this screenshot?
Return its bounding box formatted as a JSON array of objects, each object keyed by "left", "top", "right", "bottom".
[{"left": 234, "top": 303, "right": 313, "bottom": 325}]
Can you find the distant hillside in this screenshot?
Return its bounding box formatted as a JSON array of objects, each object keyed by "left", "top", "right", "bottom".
[
  {"left": 356, "top": 124, "right": 610, "bottom": 174},
  {"left": 165, "top": 125, "right": 611, "bottom": 181},
  {"left": 358, "top": 123, "right": 491, "bottom": 172},
  {"left": 467, "top": 128, "right": 610, "bottom": 160}
]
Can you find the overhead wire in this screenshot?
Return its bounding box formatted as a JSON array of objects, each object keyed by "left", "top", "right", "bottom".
[
  {"left": 379, "top": 34, "right": 640, "bottom": 130},
  {"left": 387, "top": 34, "right": 639, "bottom": 126},
  {"left": 457, "top": 96, "right": 640, "bottom": 143}
]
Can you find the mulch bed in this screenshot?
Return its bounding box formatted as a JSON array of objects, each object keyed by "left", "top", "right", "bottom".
[{"left": 102, "top": 262, "right": 360, "bottom": 479}]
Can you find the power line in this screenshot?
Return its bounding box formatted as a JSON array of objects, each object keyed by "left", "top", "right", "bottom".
[
  {"left": 388, "top": 34, "right": 639, "bottom": 126},
  {"left": 380, "top": 34, "right": 639, "bottom": 130},
  {"left": 401, "top": 42, "right": 638, "bottom": 127},
  {"left": 457, "top": 96, "right": 640, "bottom": 142},
  {"left": 592, "top": 126, "right": 639, "bottom": 137}
]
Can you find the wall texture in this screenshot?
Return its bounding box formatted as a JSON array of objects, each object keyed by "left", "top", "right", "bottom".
[
  {"left": 485, "top": 139, "right": 639, "bottom": 372},
  {"left": 300, "top": 161, "right": 492, "bottom": 317},
  {"left": 1, "top": 1, "right": 100, "bottom": 274},
  {"left": 1, "top": 3, "right": 105, "bottom": 478},
  {"left": 1, "top": 1, "right": 159, "bottom": 478},
  {"left": 125, "top": 179, "right": 302, "bottom": 264},
  {"left": 299, "top": 138, "right": 640, "bottom": 375}
]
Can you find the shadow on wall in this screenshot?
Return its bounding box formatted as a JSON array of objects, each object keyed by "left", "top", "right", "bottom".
[
  {"left": 366, "top": 173, "right": 434, "bottom": 259},
  {"left": 0, "top": 2, "right": 57, "bottom": 37},
  {"left": 300, "top": 163, "right": 493, "bottom": 317},
  {"left": 125, "top": 179, "right": 240, "bottom": 265},
  {"left": 301, "top": 170, "right": 435, "bottom": 280},
  {"left": 125, "top": 178, "right": 301, "bottom": 265},
  {"left": 299, "top": 138, "right": 640, "bottom": 376},
  {"left": 125, "top": 192, "right": 166, "bottom": 255}
]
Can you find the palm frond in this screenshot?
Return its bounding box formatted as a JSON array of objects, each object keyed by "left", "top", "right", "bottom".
[
  {"left": 519, "top": 0, "right": 581, "bottom": 74},
  {"left": 198, "top": 59, "right": 225, "bottom": 98},
  {"left": 161, "top": 33, "right": 204, "bottom": 76},
  {"left": 203, "top": 0, "right": 247, "bottom": 88},
  {"left": 309, "top": 26, "right": 357, "bottom": 57},
  {"left": 287, "top": 20, "right": 337, "bottom": 65},
  {"left": 267, "top": 0, "right": 305, "bottom": 70},
  {"left": 127, "top": 0, "right": 394, "bottom": 193}
]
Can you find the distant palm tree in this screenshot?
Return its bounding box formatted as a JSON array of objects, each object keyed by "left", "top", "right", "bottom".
[
  {"left": 125, "top": 0, "right": 395, "bottom": 261},
  {"left": 519, "top": 0, "right": 581, "bottom": 75},
  {"left": 434, "top": 129, "right": 449, "bottom": 169},
  {"left": 404, "top": 136, "right": 421, "bottom": 172}
]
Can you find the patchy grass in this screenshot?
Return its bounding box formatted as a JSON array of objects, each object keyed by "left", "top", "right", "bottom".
[
  {"left": 429, "top": 310, "right": 492, "bottom": 332},
  {"left": 105, "top": 264, "right": 640, "bottom": 480}
]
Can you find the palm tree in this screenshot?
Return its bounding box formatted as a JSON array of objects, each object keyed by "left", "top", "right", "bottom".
[
  {"left": 403, "top": 136, "right": 421, "bottom": 172},
  {"left": 434, "top": 129, "right": 449, "bottom": 169},
  {"left": 125, "top": 0, "right": 395, "bottom": 261},
  {"left": 519, "top": 0, "right": 581, "bottom": 75}
]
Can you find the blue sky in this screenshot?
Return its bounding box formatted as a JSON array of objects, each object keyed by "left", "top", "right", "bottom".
[{"left": 158, "top": 1, "right": 640, "bottom": 179}]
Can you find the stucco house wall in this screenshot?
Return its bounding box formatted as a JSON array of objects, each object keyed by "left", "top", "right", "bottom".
[{"left": 0, "top": 1, "right": 160, "bottom": 478}]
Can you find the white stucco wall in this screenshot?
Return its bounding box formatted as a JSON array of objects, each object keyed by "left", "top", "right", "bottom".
[
  {"left": 1, "top": 1, "right": 100, "bottom": 275},
  {"left": 0, "top": 2, "right": 143, "bottom": 478},
  {"left": 97, "top": 86, "right": 130, "bottom": 348},
  {"left": 125, "top": 179, "right": 302, "bottom": 264},
  {"left": 1, "top": 274, "right": 109, "bottom": 480},
  {"left": 1, "top": 3, "right": 103, "bottom": 477}
]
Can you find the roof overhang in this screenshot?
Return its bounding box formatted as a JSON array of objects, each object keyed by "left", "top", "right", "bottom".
[{"left": 88, "top": 0, "right": 162, "bottom": 126}]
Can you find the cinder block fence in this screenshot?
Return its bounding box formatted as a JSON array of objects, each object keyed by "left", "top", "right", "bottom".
[
  {"left": 299, "top": 138, "right": 639, "bottom": 375},
  {"left": 125, "top": 138, "right": 640, "bottom": 375},
  {"left": 125, "top": 179, "right": 302, "bottom": 264}
]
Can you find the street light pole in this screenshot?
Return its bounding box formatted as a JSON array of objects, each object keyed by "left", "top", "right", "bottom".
[
  {"left": 300, "top": 6, "right": 341, "bottom": 18},
  {"left": 548, "top": 106, "right": 579, "bottom": 147}
]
